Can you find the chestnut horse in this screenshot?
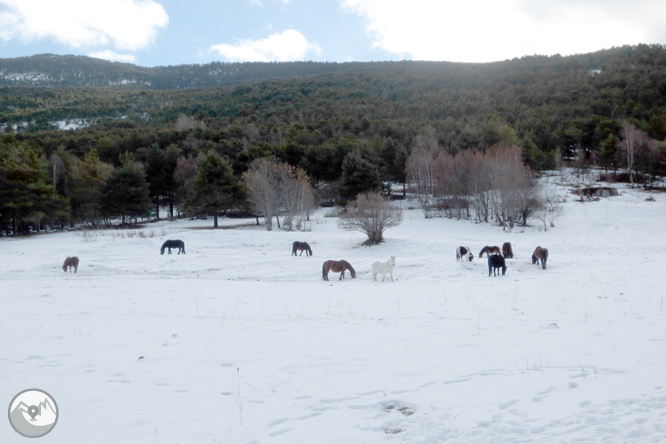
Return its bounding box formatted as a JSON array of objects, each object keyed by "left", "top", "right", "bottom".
[
  {"left": 532, "top": 247, "right": 549, "bottom": 269},
  {"left": 292, "top": 241, "right": 313, "bottom": 256},
  {"left": 502, "top": 242, "right": 514, "bottom": 258},
  {"left": 479, "top": 246, "right": 501, "bottom": 258},
  {"left": 322, "top": 260, "right": 356, "bottom": 281},
  {"left": 63, "top": 256, "right": 79, "bottom": 273},
  {"left": 161, "top": 239, "right": 185, "bottom": 255}
]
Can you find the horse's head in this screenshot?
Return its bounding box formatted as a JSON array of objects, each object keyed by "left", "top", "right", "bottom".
[
  {"left": 390, "top": 256, "right": 396, "bottom": 266},
  {"left": 347, "top": 262, "right": 357, "bottom": 279},
  {"left": 531, "top": 254, "right": 537, "bottom": 264}
]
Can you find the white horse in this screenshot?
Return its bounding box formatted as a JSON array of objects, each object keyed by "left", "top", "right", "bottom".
[{"left": 372, "top": 256, "right": 396, "bottom": 282}]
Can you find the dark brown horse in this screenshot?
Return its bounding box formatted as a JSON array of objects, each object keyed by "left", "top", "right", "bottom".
[
  {"left": 161, "top": 239, "right": 185, "bottom": 255},
  {"left": 488, "top": 254, "right": 507, "bottom": 276},
  {"left": 479, "top": 246, "right": 501, "bottom": 258},
  {"left": 502, "top": 242, "right": 514, "bottom": 258},
  {"left": 292, "top": 241, "right": 313, "bottom": 256},
  {"left": 532, "top": 247, "right": 549, "bottom": 269},
  {"left": 63, "top": 256, "right": 79, "bottom": 273},
  {"left": 322, "top": 260, "right": 356, "bottom": 281}
]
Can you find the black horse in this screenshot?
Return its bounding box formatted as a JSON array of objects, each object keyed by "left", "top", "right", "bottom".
[
  {"left": 161, "top": 239, "right": 186, "bottom": 255},
  {"left": 292, "top": 241, "right": 313, "bottom": 256},
  {"left": 488, "top": 254, "right": 507, "bottom": 276}
]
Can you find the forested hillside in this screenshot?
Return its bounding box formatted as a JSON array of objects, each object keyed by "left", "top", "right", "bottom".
[{"left": 1, "top": 44, "right": 666, "bottom": 234}]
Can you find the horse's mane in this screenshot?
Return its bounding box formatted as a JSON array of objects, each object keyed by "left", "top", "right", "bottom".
[{"left": 342, "top": 260, "right": 356, "bottom": 277}]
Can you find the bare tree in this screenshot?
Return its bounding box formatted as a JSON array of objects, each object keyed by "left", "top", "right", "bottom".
[
  {"left": 536, "top": 178, "right": 564, "bottom": 231},
  {"left": 175, "top": 114, "right": 206, "bottom": 132},
  {"left": 243, "top": 158, "right": 315, "bottom": 231},
  {"left": 405, "top": 133, "right": 440, "bottom": 218},
  {"left": 338, "top": 192, "right": 402, "bottom": 245},
  {"left": 619, "top": 121, "right": 647, "bottom": 187},
  {"left": 280, "top": 164, "right": 315, "bottom": 231},
  {"left": 243, "top": 158, "right": 282, "bottom": 230}
]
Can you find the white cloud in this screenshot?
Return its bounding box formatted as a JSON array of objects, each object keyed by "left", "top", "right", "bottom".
[
  {"left": 0, "top": 0, "right": 168, "bottom": 51},
  {"left": 210, "top": 29, "right": 322, "bottom": 62},
  {"left": 341, "top": 0, "right": 660, "bottom": 63},
  {"left": 88, "top": 50, "right": 136, "bottom": 63}
]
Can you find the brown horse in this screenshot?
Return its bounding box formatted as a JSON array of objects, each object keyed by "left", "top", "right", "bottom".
[
  {"left": 502, "top": 242, "right": 514, "bottom": 258},
  {"left": 479, "top": 246, "right": 501, "bottom": 258},
  {"left": 63, "top": 256, "right": 79, "bottom": 273},
  {"left": 532, "top": 246, "right": 549, "bottom": 269},
  {"left": 322, "top": 260, "right": 356, "bottom": 281},
  {"left": 292, "top": 241, "right": 313, "bottom": 256}
]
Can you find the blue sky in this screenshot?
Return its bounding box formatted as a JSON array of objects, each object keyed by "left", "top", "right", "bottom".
[{"left": 1, "top": 0, "right": 664, "bottom": 67}]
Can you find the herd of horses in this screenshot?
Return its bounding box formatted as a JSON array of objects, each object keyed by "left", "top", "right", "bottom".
[
  {"left": 61, "top": 236, "right": 548, "bottom": 280},
  {"left": 457, "top": 242, "right": 549, "bottom": 276}
]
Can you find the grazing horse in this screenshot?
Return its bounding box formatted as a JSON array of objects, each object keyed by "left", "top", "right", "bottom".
[
  {"left": 479, "top": 246, "right": 501, "bottom": 258},
  {"left": 63, "top": 256, "right": 79, "bottom": 273},
  {"left": 456, "top": 246, "right": 474, "bottom": 262},
  {"left": 502, "top": 242, "right": 514, "bottom": 259},
  {"left": 488, "top": 254, "right": 507, "bottom": 276},
  {"left": 322, "top": 260, "right": 356, "bottom": 281},
  {"left": 161, "top": 239, "right": 186, "bottom": 255},
  {"left": 292, "top": 241, "right": 313, "bottom": 256},
  {"left": 532, "top": 246, "right": 549, "bottom": 269},
  {"left": 372, "top": 256, "right": 396, "bottom": 282}
]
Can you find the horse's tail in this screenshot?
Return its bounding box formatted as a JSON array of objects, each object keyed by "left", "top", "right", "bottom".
[{"left": 322, "top": 262, "right": 326, "bottom": 280}]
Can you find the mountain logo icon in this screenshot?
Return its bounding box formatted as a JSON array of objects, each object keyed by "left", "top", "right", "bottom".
[{"left": 8, "top": 389, "right": 58, "bottom": 438}]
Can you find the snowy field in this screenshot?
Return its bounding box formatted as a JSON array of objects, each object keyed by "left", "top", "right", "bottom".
[{"left": 2, "top": 177, "right": 666, "bottom": 443}]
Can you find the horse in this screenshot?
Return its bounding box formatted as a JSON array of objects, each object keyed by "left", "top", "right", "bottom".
[
  {"left": 372, "top": 256, "right": 396, "bottom": 282},
  {"left": 62, "top": 256, "right": 79, "bottom": 273},
  {"left": 161, "top": 239, "right": 186, "bottom": 255},
  {"left": 456, "top": 246, "right": 474, "bottom": 262},
  {"left": 488, "top": 254, "right": 507, "bottom": 276},
  {"left": 532, "top": 246, "right": 548, "bottom": 269},
  {"left": 322, "top": 260, "right": 356, "bottom": 281},
  {"left": 502, "top": 242, "right": 514, "bottom": 258},
  {"left": 479, "top": 246, "right": 501, "bottom": 258},
  {"left": 292, "top": 241, "right": 313, "bottom": 256}
]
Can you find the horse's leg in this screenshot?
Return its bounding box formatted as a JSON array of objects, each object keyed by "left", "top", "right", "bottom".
[{"left": 390, "top": 271, "right": 393, "bottom": 281}]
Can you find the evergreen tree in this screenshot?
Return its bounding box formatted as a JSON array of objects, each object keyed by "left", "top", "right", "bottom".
[
  {"left": 144, "top": 144, "right": 181, "bottom": 219},
  {"left": 100, "top": 164, "right": 152, "bottom": 225},
  {"left": 339, "top": 149, "right": 381, "bottom": 202},
  {"left": 70, "top": 148, "right": 113, "bottom": 225},
  {"left": 186, "top": 150, "right": 235, "bottom": 227},
  {"left": 0, "top": 143, "right": 69, "bottom": 234}
]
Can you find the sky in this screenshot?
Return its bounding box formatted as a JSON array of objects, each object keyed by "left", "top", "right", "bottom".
[{"left": 0, "top": 0, "right": 664, "bottom": 67}]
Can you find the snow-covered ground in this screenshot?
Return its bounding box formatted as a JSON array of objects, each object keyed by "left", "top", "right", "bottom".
[{"left": 2, "top": 178, "right": 666, "bottom": 443}]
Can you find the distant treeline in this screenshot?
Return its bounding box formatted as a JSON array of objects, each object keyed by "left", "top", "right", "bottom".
[{"left": 1, "top": 44, "right": 666, "bottom": 234}]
